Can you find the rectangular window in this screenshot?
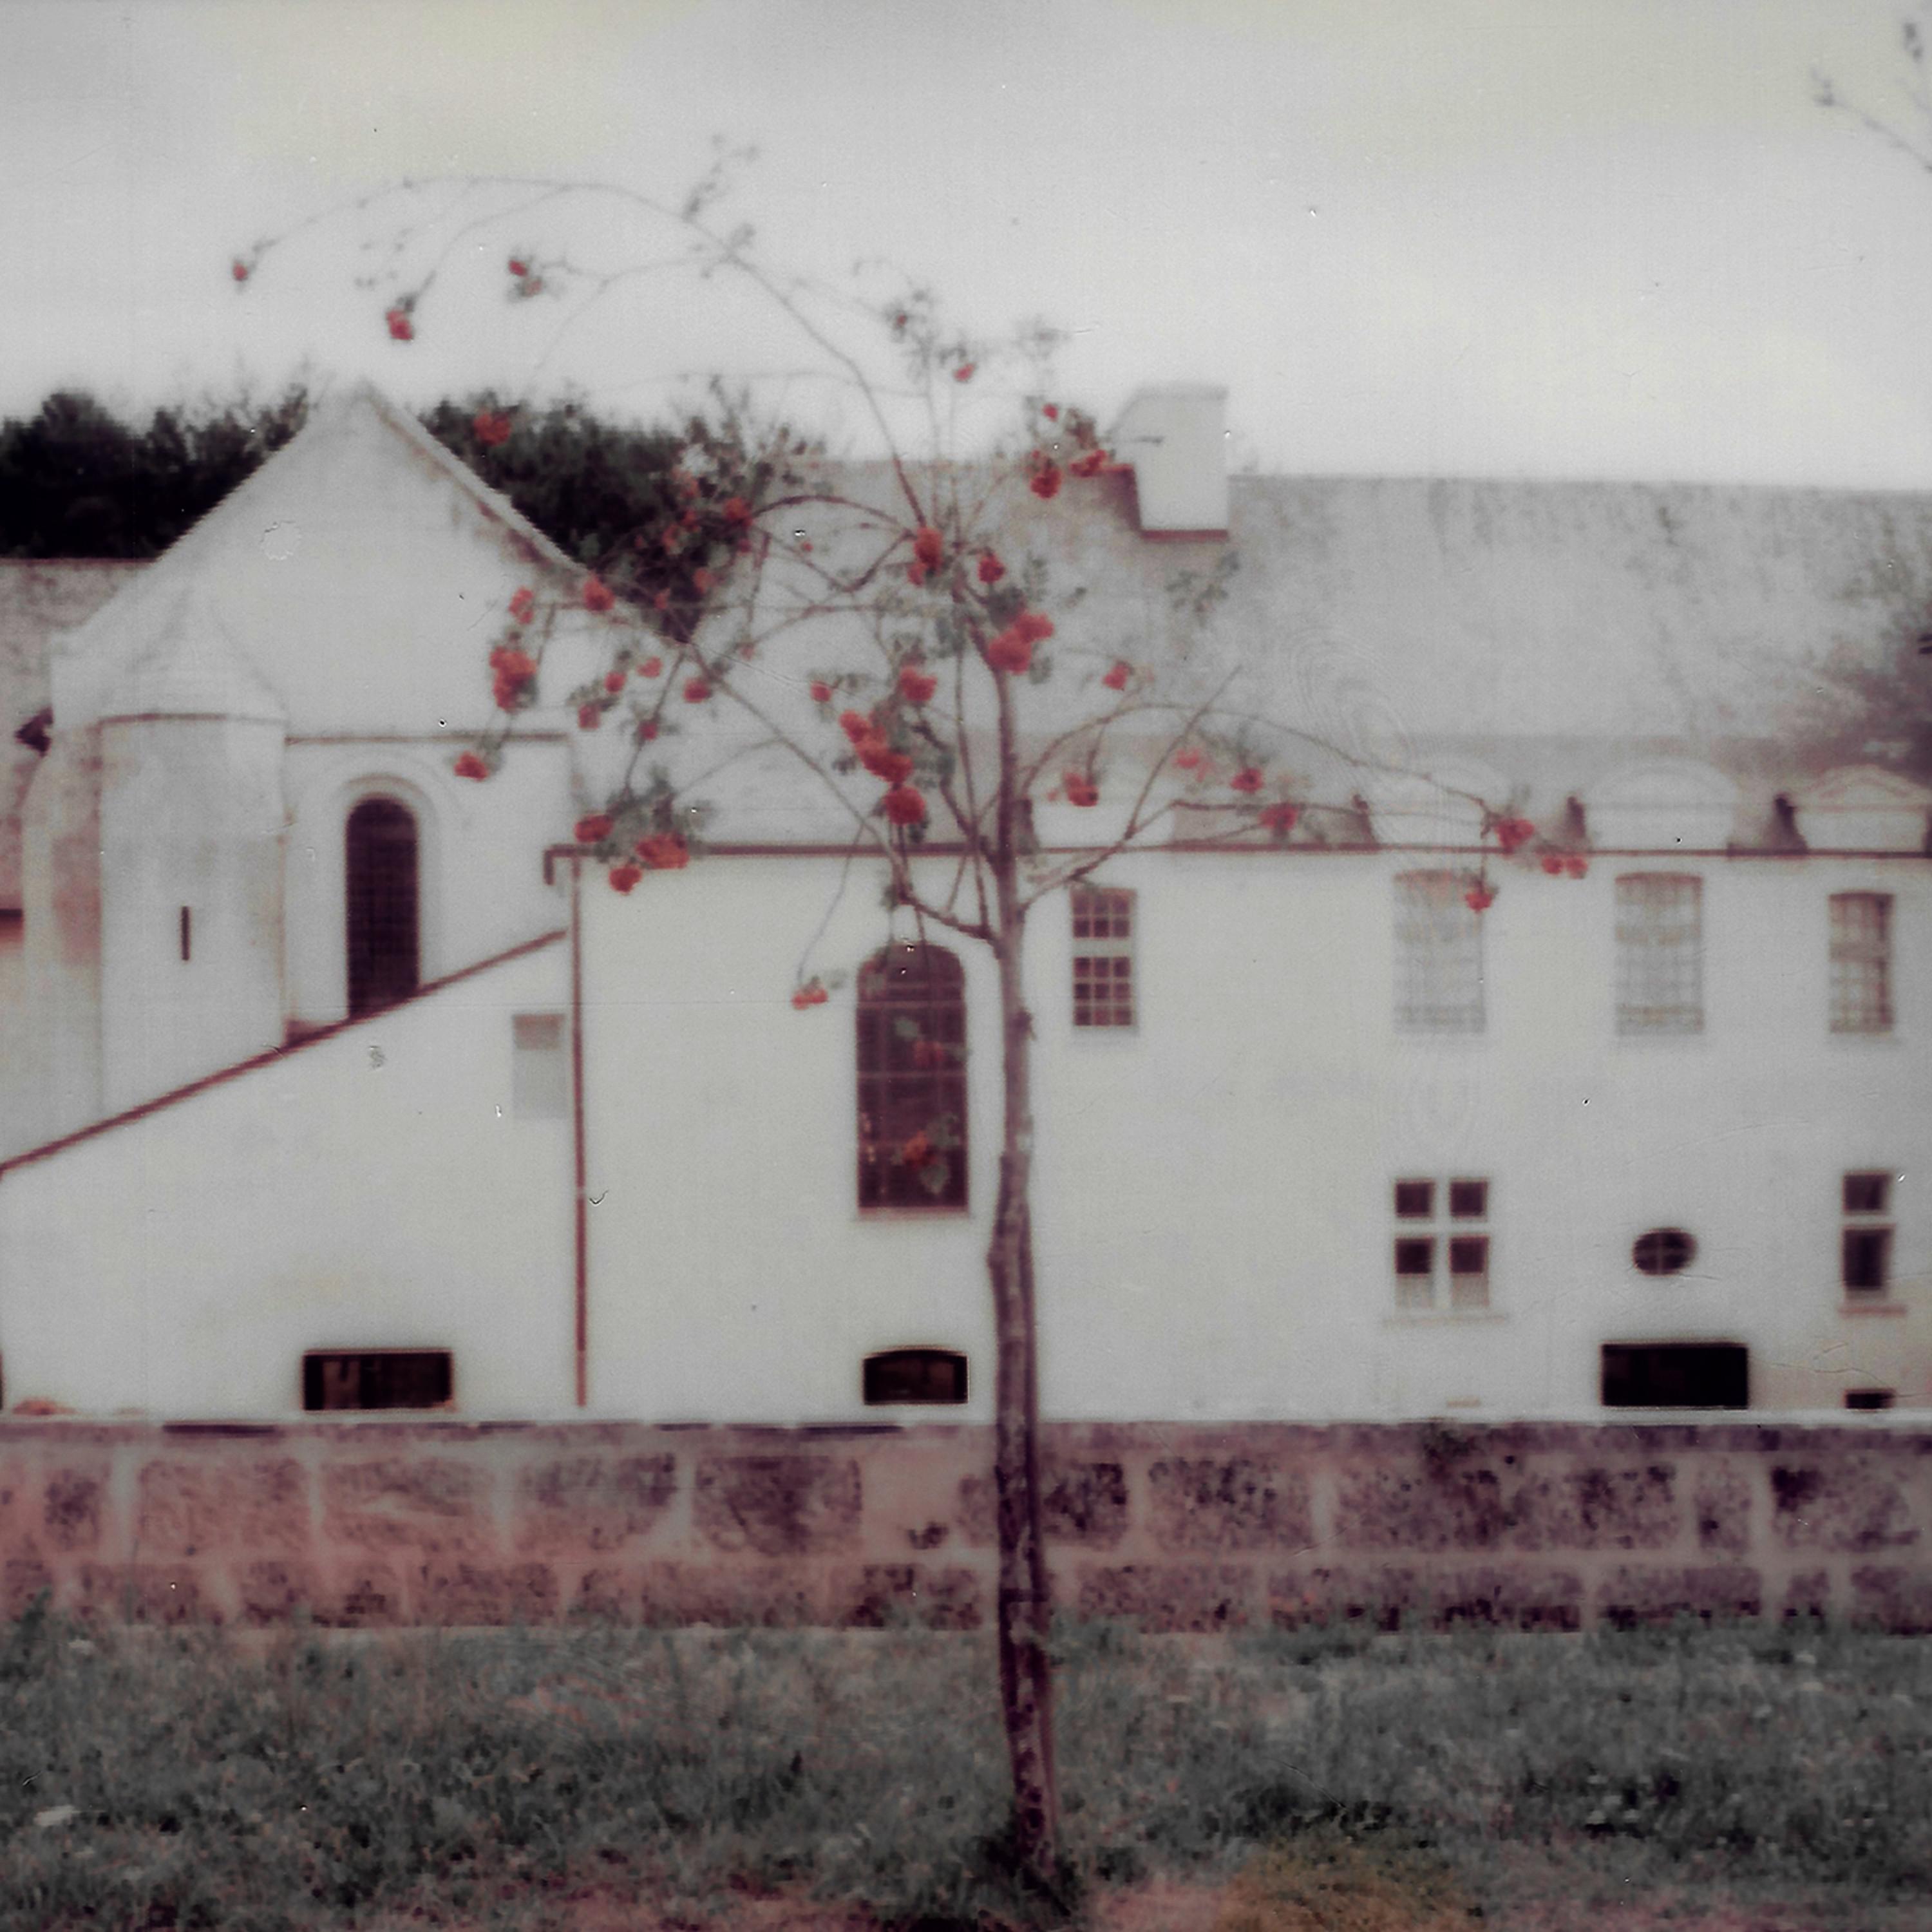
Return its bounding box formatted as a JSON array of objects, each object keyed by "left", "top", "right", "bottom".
[
  {"left": 1392, "top": 1175, "right": 1490, "bottom": 1311},
  {"left": 1071, "top": 885, "right": 1135, "bottom": 1028},
  {"left": 1602, "top": 1342, "right": 1748, "bottom": 1410},
  {"left": 302, "top": 1349, "right": 453, "bottom": 1412},
  {"left": 511, "top": 1013, "right": 569, "bottom": 1119},
  {"left": 1394, "top": 873, "right": 1484, "bottom": 1034},
  {"left": 1616, "top": 874, "right": 1702, "bottom": 1034},
  {"left": 1842, "top": 1171, "right": 1895, "bottom": 1300},
  {"left": 862, "top": 1348, "right": 969, "bottom": 1405},
  {"left": 1830, "top": 894, "right": 1893, "bottom": 1034}
]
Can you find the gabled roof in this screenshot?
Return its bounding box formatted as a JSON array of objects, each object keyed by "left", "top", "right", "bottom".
[{"left": 101, "top": 582, "right": 285, "bottom": 724}]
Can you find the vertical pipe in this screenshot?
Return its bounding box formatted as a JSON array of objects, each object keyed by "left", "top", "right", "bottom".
[{"left": 570, "top": 853, "right": 588, "bottom": 1408}]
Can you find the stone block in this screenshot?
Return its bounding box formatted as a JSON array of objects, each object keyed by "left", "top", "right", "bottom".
[
  {"left": 137, "top": 1457, "right": 308, "bottom": 1558},
  {"left": 3, "top": 1558, "right": 55, "bottom": 1620},
  {"left": 321, "top": 1459, "right": 489, "bottom": 1555},
  {"left": 41, "top": 1468, "right": 106, "bottom": 1552},
  {"left": 236, "top": 1561, "right": 321, "bottom": 1625},
  {"left": 574, "top": 1568, "right": 637, "bottom": 1621},
  {"left": 317, "top": 1566, "right": 407, "bottom": 1627},
  {"left": 420, "top": 1562, "right": 560, "bottom": 1627},
  {"left": 1146, "top": 1457, "right": 1313, "bottom": 1551},
  {"left": 1770, "top": 1465, "right": 1918, "bottom": 1553},
  {"left": 1595, "top": 1565, "right": 1763, "bottom": 1629},
  {"left": 1075, "top": 1562, "right": 1256, "bottom": 1632},
  {"left": 1506, "top": 1465, "right": 1679, "bottom": 1551},
  {"left": 1437, "top": 1567, "right": 1584, "bottom": 1631},
  {"left": 1848, "top": 1566, "right": 1932, "bottom": 1634},
  {"left": 1693, "top": 1464, "right": 1752, "bottom": 1555},
  {"left": 77, "top": 1564, "right": 211, "bottom": 1625},
  {"left": 957, "top": 1459, "right": 1130, "bottom": 1548},
  {"left": 1335, "top": 1465, "right": 1505, "bottom": 1550},
  {"left": 837, "top": 1564, "right": 986, "bottom": 1630},
  {"left": 1781, "top": 1569, "right": 1830, "bottom": 1623},
  {"left": 513, "top": 1455, "right": 677, "bottom": 1554},
  {"left": 692, "top": 1455, "right": 860, "bottom": 1557},
  {"left": 636, "top": 1561, "right": 820, "bottom": 1627}
]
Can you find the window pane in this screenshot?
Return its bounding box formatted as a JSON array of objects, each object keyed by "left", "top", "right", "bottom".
[
  {"left": 1395, "top": 873, "right": 1484, "bottom": 1033},
  {"left": 1394, "top": 1236, "right": 1435, "bottom": 1276},
  {"left": 1602, "top": 1343, "right": 1748, "bottom": 1410},
  {"left": 1843, "top": 1227, "right": 1891, "bottom": 1294},
  {"left": 1844, "top": 1171, "right": 1890, "bottom": 1215},
  {"left": 1616, "top": 875, "right": 1702, "bottom": 1034},
  {"left": 511, "top": 1013, "right": 568, "bottom": 1119},
  {"left": 1448, "top": 1235, "right": 1489, "bottom": 1276},
  {"left": 1831, "top": 895, "right": 1893, "bottom": 1033},
  {"left": 863, "top": 1349, "right": 969, "bottom": 1405},
  {"left": 1394, "top": 1179, "right": 1434, "bottom": 1218},
  {"left": 858, "top": 944, "right": 967, "bottom": 1210},
  {"left": 1448, "top": 1179, "right": 1488, "bottom": 1220}
]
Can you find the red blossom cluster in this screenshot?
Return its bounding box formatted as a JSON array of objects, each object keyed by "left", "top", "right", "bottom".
[
  {"left": 905, "top": 526, "right": 946, "bottom": 587},
  {"left": 639, "top": 656, "right": 662, "bottom": 678},
  {"left": 603, "top": 670, "right": 627, "bottom": 694},
  {"left": 1101, "top": 661, "right": 1130, "bottom": 692},
  {"left": 473, "top": 411, "right": 512, "bottom": 448},
  {"left": 953, "top": 363, "right": 975, "bottom": 384},
  {"left": 1229, "top": 766, "right": 1264, "bottom": 795},
  {"left": 1466, "top": 884, "right": 1497, "bottom": 914},
  {"left": 721, "top": 496, "right": 753, "bottom": 527},
  {"left": 582, "top": 576, "right": 615, "bottom": 614},
  {"left": 860, "top": 741, "right": 914, "bottom": 786},
  {"left": 577, "top": 704, "right": 601, "bottom": 730},
  {"left": 609, "top": 863, "right": 643, "bottom": 893},
  {"left": 636, "top": 833, "right": 689, "bottom": 871},
  {"left": 977, "top": 551, "right": 1005, "bottom": 584},
  {"left": 509, "top": 586, "right": 536, "bottom": 625},
  {"left": 791, "top": 979, "right": 830, "bottom": 1010},
  {"left": 232, "top": 259, "right": 250, "bottom": 283},
  {"left": 453, "top": 751, "right": 489, "bottom": 782},
  {"left": 489, "top": 645, "right": 536, "bottom": 710},
  {"left": 574, "top": 813, "right": 614, "bottom": 844},
  {"left": 882, "top": 784, "right": 927, "bottom": 828},
  {"left": 683, "top": 677, "right": 712, "bottom": 704},
  {"left": 1068, "top": 449, "right": 1110, "bottom": 478},
  {"left": 1259, "top": 802, "right": 1300, "bottom": 836},
  {"left": 985, "top": 609, "right": 1054, "bottom": 674},
  {"left": 1063, "top": 770, "right": 1099, "bottom": 808},
  {"left": 810, "top": 679, "right": 833, "bottom": 703},
  {"left": 1029, "top": 461, "right": 1063, "bottom": 501},
  {"left": 1173, "top": 746, "right": 1204, "bottom": 771},
  {"left": 898, "top": 1130, "right": 936, "bottom": 1168},
  {"left": 636, "top": 718, "right": 659, "bottom": 743},
  {"left": 1541, "top": 853, "right": 1590, "bottom": 879},
  {"left": 1493, "top": 815, "right": 1536, "bottom": 855},
  {"left": 385, "top": 306, "right": 413, "bottom": 342},
  {"left": 898, "top": 665, "right": 937, "bottom": 706}
]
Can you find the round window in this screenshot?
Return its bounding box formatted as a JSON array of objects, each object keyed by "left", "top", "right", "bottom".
[{"left": 1632, "top": 1229, "right": 1696, "bottom": 1276}]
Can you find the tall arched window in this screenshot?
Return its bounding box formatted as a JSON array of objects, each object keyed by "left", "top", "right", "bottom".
[
  {"left": 345, "top": 796, "right": 421, "bottom": 1016},
  {"left": 857, "top": 942, "right": 967, "bottom": 1211}
]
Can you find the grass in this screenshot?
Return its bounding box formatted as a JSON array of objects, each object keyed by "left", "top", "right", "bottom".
[{"left": 0, "top": 1599, "right": 1927, "bottom": 1930}]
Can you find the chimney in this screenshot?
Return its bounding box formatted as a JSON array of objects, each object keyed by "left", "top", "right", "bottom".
[{"left": 1109, "top": 384, "right": 1229, "bottom": 537}]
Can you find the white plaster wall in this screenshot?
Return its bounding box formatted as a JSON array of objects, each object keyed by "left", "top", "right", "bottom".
[
  {"left": 0, "top": 941, "right": 573, "bottom": 1417},
  {"left": 577, "top": 846, "right": 1929, "bottom": 1424}
]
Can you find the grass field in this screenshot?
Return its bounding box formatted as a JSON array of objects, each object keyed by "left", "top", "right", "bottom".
[{"left": 0, "top": 1601, "right": 1927, "bottom": 1931}]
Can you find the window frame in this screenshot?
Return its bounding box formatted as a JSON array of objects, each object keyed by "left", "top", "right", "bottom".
[
  {"left": 1393, "top": 870, "right": 1485, "bottom": 1036},
  {"left": 1842, "top": 1170, "right": 1895, "bottom": 1302},
  {"left": 302, "top": 1348, "right": 453, "bottom": 1412},
  {"left": 345, "top": 794, "right": 422, "bottom": 1018},
  {"left": 1829, "top": 893, "right": 1893, "bottom": 1036},
  {"left": 862, "top": 1347, "right": 970, "bottom": 1406},
  {"left": 1391, "top": 1174, "right": 1492, "bottom": 1312},
  {"left": 1070, "top": 884, "right": 1137, "bottom": 1030},
  {"left": 1615, "top": 872, "right": 1703, "bottom": 1036},
  {"left": 857, "top": 943, "right": 969, "bottom": 1214},
  {"left": 511, "top": 1012, "right": 569, "bottom": 1121}
]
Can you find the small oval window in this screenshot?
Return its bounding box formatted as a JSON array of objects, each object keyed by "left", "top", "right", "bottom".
[{"left": 1632, "top": 1229, "right": 1696, "bottom": 1276}]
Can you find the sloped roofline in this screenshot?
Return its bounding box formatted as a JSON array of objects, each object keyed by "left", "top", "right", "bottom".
[{"left": 0, "top": 928, "right": 565, "bottom": 1181}]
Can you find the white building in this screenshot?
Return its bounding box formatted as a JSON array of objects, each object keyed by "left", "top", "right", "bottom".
[{"left": 0, "top": 383, "right": 1924, "bottom": 1422}]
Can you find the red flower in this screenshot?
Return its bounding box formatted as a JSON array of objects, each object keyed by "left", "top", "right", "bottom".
[
  {"left": 723, "top": 496, "right": 753, "bottom": 526},
  {"left": 692, "top": 568, "right": 716, "bottom": 594},
  {"left": 1229, "top": 766, "right": 1264, "bottom": 794},
  {"left": 473, "top": 411, "right": 512, "bottom": 448},
  {"left": 1041, "top": 403, "right": 1059, "bottom": 421},
  {"left": 1063, "top": 770, "right": 1099, "bottom": 808},
  {"left": 1069, "top": 449, "right": 1108, "bottom": 478},
  {"left": 582, "top": 576, "right": 615, "bottom": 614},
  {"left": 954, "top": 362, "right": 975, "bottom": 383},
  {"left": 905, "top": 562, "right": 928, "bottom": 588},
  {"left": 385, "top": 307, "right": 414, "bottom": 341},
  {"left": 977, "top": 551, "right": 1005, "bottom": 585},
  {"left": 603, "top": 670, "right": 626, "bottom": 694},
  {"left": 791, "top": 978, "right": 831, "bottom": 1010},
  {"left": 912, "top": 526, "right": 944, "bottom": 571},
  {"left": 453, "top": 751, "right": 489, "bottom": 781},
  {"left": 810, "top": 680, "right": 833, "bottom": 704},
  {"left": 683, "top": 677, "right": 712, "bottom": 703},
  {"left": 882, "top": 784, "right": 927, "bottom": 828},
  {"left": 636, "top": 719, "right": 659, "bottom": 743},
  {"left": 578, "top": 703, "right": 601, "bottom": 730},
  {"left": 639, "top": 656, "right": 662, "bottom": 678},
  {"left": 508, "top": 256, "right": 528, "bottom": 278},
  {"left": 508, "top": 586, "right": 536, "bottom": 624},
  {"left": 231, "top": 259, "right": 250, "bottom": 283},
  {"left": 1260, "top": 802, "right": 1300, "bottom": 835},
  {"left": 840, "top": 709, "right": 874, "bottom": 745},
  {"left": 1101, "top": 661, "right": 1130, "bottom": 692},
  {"left": 1495, "top": 815, "right": 1535, "bottom": 855},
  {"left": 1013, "top": 611, "right": 1055, "bottom": 645},
  {"left": 574, "top": 813, "right": 614, "bottom": 844},
  {"left": 899, "top": 666, "right": 938, "bottom": 705},
  {"left": 1173, "top": 746, "right": 1203, "bottom": 771},
  {"left": 1541, "top": 853, "right": 1565, "bottom": 876},
  {"left": 1565, "top": 855, "right": 1589, "bottom": 879},
  {"left": 1466, "top": 886, "right": 1495, "bottom": 913},
  {"left": 986, "top": 628, "right": 1032, "bottom": 675},
  {"left": 1030, "top": 462, "right": 1063, "bottom": 500},
  {"left": 859, "top": 739, "right": 914, "bottom": 786},
  {"left": 636, "top": 833, "right": 690, "bottom": 871},
  {"left": 609, "top": 863, "right": 643, "bottom": 894}
]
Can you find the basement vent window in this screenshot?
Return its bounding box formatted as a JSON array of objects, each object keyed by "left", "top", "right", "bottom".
[
  {"left": 303, "top": 1349, "right": 453, "bottom": 1412},
  {"left": 512, "top": 1013, "right": 568, "bottom": 1119},
  {"left": 862, "top": 1347, "right": 969, "bottom": 1406},
  {"left": 1845, "top": 1389, "right": 1897, "bottom": 1412},
  {"left": 1600, "top": 1342, "right": 1748, "bottom": 1410},
  {"left": 1631, "top": 1229, "right": 1696, "bottom": 1276}
]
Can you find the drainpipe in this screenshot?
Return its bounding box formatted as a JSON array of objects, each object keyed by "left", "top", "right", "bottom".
[{"left": 570, "top": 851, "right": 589, "bottom": 1408}]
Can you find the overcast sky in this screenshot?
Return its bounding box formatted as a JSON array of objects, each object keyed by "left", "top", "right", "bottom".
[{"left": 5, "top": 0, "right": 1932, "bottom": 486}]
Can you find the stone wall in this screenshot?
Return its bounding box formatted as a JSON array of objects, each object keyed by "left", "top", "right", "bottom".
[{"left": 1, "top": 1417, "right": 1929, "bottom": 1633}]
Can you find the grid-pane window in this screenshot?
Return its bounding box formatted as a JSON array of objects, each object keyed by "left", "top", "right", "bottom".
[
  {"left": 346, "top": 797, "right": 421, "bottom": 1018},
  {"left": 1072, "top": 886, "right": 1135, "bottom": 1028},
  {"left": 1616, "top": 875, "right": 1702, "bottom": 1035},
  {"left": 1392, "top": 1175, "right": 1490, "bottom": 1311},
  {"left": 1842, "top": 1170, "right": 1895, "bottom": 1300},
  {"left": 1394, "top": 873, "right": 1483, "bottom": 1034},
  {"left": 857, "top": 943, "right": 967, "bottom": 1211},
  {"left": 1830, "top": 894, "right": 1893, "bottom": 1034}
]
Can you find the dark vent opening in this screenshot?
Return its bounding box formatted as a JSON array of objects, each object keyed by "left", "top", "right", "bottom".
[
  {"left": 303, "top": 1349, "right": 452, "bottom": 1412},
  {"left": 346, "top": 797, "right": 421, "bottom": 1016},
  {"left": 1844, "top": 1389, "right": 1897, "bottom": 1412},
  {"left": 1602, "top": 1342, "right": 1747, "bottom": 1410},
  {"left": 863, "top": 1347, "right": 968, "bottom": 1406},
  {"left": 1632, "top": 1229, "right": 1696, "bottom": 1276}
]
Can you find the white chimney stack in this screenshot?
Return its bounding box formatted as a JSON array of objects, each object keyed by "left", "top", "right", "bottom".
[{"left": 1109, "top": 384, "right": 1229, "bottom": 536}]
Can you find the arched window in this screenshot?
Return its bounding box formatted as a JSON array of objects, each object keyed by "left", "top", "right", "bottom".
[
  {"left": 857, "top": 942, "right": 967, "bottom": 1211},
  {"left": 345, "top": 796, "right": 421, "bottom": 1016}
]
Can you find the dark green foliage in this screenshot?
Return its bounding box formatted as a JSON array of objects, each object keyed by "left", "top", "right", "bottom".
[{"left": 0, "top": 389, "right": 309, "bottom": 558}]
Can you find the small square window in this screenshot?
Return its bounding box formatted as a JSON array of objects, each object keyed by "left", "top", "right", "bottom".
[
  {"left": 1844, "top": 1172, "right": 1890, "bottom": 1216},
  {"left": 1844, "top": 1227, "right": 1892, "bottom": 1295},
  {"left": 1072, "top": 886, "right": 1135, "bottom": 1028},
  {"left": 1448, "top": 1179, "right": 1488, "bottom": 1220},
  {"left": 1394, "top": 1179, "right": 1434, "bottom": 1219},
  {"left": 1391, "top": 1176, "right": 1491, "bottom": 1312}
]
